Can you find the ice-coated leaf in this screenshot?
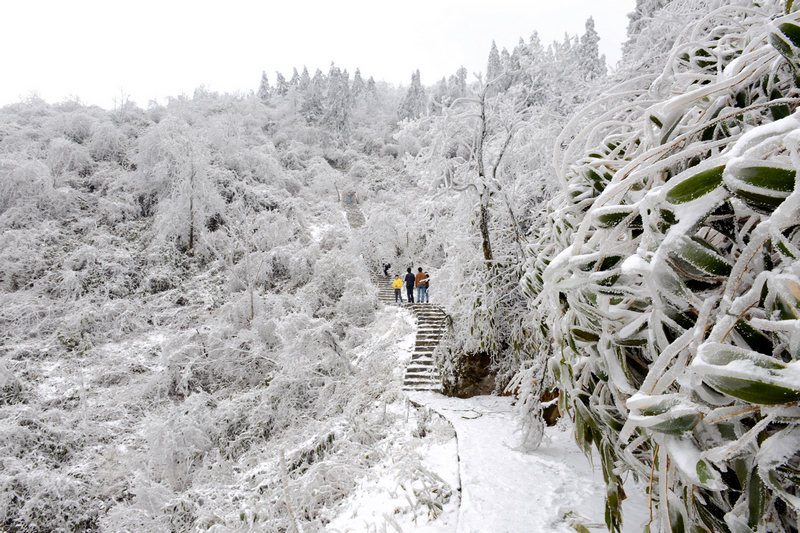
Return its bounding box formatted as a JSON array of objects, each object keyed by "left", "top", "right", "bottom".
[
  {"left": 733, "top": 320, "right": 773, "bottom": 355},
  {"left": 770, "top": 88, "right": 792, "bottom": 120},
  {"left": 584, "top": 168, "right": 613, "bottom": 193},
  {"left": 748, "top": 468, "right": 765, "bottom": 529},
  {"left": 700, "top": 343, "right": 785, "bottom": 370},
  {"left": 709, "top": 380, "right": 784, "bottom": 408},
  {"left": 696, "top": 460, "right": 722, "bottom": 489},
  {"left": 571, "top": 326, "right": 600, "bottom": 342},
  {"left": 594, "top": 206, "right": 637, "bottom": 229},
  {"left": 668, "top": 490, "right": 687, "bottom": 533},
  {"left": 724, "top": 163, "right": 795, "bottom": 212},
  {"left": 730, "top": 164, "right": 795, "bottom": 192},
  {"left": 598, "top": 407, "right": 626, "bottom": 432},
  {"left": 665, "top": 165, "right": 725, "bottom": 204},
  {"left": 627, "top": 395, "right": 702, "bottom": 436},
  {"left": 771, "top": 21, "right": 800, "bottom": 62},
  {"left": 693, "top": 343, "right": 800, "bottom": 405},
  {"left": 669, "top": 236, "right": 733, "bottom": 278},
  {"left": 649, "top": 414, "right": 701, "bottom": 435}
]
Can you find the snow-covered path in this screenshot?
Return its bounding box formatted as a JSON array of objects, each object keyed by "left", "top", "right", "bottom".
[
  {"left": 339, "top": 202, "right": 649, "bottom": 533},
  {"left": 408, "top": 392, "right": 651, "bottom": 533}
]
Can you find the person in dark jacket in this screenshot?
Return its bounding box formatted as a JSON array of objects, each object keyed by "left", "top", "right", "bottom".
[{"left": 404, "top": 268, "right": 415, "bottom": 303}]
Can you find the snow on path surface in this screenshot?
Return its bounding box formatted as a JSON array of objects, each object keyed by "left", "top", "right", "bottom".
[{"left": 408, "top": 392, "right": 651, "bottom": 533}]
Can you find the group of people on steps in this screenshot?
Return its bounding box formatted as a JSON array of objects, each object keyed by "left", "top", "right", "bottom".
[{"left": 383, "top": 263, "right": 430, "bottom": 304}]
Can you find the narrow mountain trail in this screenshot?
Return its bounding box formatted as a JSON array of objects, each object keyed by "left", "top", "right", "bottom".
[
  {"left": 343, "top": 201, "right": 650, "bottom": 533},
  {"left": 370, "top": 273, "right": 446, "bottom": 391},
  {"left": 345, "top": 199, "right": 448, "bottom": 391}
]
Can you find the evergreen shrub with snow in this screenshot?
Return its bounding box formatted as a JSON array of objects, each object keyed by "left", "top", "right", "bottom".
[{"left": 525, "top": 2, "right": 800, "bottom": 531}]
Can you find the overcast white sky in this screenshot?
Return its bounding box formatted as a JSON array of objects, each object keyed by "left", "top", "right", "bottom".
[{"left": 1, "top": 0, "right": 636, "bottom": 110}]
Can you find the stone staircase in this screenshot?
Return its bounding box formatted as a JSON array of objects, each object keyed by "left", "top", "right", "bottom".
[
  {"left": 370, "top": 274, "right": 446, "bottom": 392},
  {"left": 344, "top": 200, "right": 446, "bottom": 392},
  {"left": 343, "top": 201, "right": 365, "bottom": 228},
  {"left": 404, "top": 303, "right": 446, "bottom": 391}
]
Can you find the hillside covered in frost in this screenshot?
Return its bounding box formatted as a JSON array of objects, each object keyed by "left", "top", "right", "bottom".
[{"left": 2, "top": 0, "right": 800, "bottom": 532}]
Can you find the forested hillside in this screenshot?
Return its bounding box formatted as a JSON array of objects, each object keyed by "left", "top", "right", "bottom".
[{"left": 1, "top": 0, "right": 800, "bottom": 532}]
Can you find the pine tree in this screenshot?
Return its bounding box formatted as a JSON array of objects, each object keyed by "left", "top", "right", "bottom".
[
  {"left": 301, "top": 69, "right": 326, "bottom": 124},
  {"left": 578, "top": 17, "right": 606, "bottom": 79},
  {"left": 299, "top": 66, "right": 311, "bottom": 91},
  {"left": 324, "top": 63, "right": 351, "bottom": 138},
  {"left": 351, "top": 68, "right": 365, "bottom": 100},
  {"left": 397, "top": 70, "right": 426, "bottom": 121},
  {"left": 486, "top": 41, "right": 503, "bottom": 83},
  {"left": 257, "top": 71, "right": 271, "bottom": 103},
  {"left": 429, "top": 77, "right": 449, "bottom": 114},
  {"left": 275, "top": 72, "right": 289, "bottom": 97},
  {"left": 500, "top": 47, "right": 513, "bottom": 90},
  {"left": 289, "top": 67, "right": 300, "bottom": 87},
  {"left": 626, "top": 0, "right": 674, "bottom": 39},
  {"left": 447, "top": 66, "right": 468, "bottom": 103}
]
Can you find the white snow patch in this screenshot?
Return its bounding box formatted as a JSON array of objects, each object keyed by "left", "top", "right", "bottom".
[{"left": 621, "top": 254, "right": 651, "bottom": 274}]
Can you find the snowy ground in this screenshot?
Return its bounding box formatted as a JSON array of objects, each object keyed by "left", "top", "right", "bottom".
[{"left": 328, "top": 304, "right": 652, "bottom": 533}]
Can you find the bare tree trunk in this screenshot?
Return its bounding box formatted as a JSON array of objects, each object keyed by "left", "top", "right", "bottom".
[
  {"left": 476, "top": 85, "right": 493, "bottom": 271},
  {"left": 188, "top": 157, "right": 196, "bottom": 251},
  {"left": 189, "top": 195, "right": 195, "bottom": 251},
  {"left": 480, "top": 194, "right": 493, "bottom": 272},
  {"left": 245, "top": 231, "right": 255, "bottom": 322}
]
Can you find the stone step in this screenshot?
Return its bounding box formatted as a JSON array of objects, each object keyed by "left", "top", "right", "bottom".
[
  {"left": 406, "top": 370, "right": 439, "bottom": 378},
  {"left": 404, "top": 373, "right": 440, "bottom": 381},
  {"left": 406, "top": 368, "right": 438, "bottom": 376},
  {"left": 404, "top": 379, "right": 440, "bottom": 386},
  {"left": 403, "top": 377, "right": 441, "bottom": 385},
  {"left": 403, "top": 383, "right": 442, "bottom": 392}
]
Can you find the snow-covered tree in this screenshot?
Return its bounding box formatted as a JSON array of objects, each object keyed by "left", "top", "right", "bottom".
[
  {"left": 257, "top": 71, "right": 271, "bottom": 103},
  {"left": 398, "top": 70, "right": 427, "bottom": 121},
  {"left": 324, "top": 63, "right": 351, "bottom": 139},
  {"left": 299, "top": 66, "right": 311, "bottom": 91},
  {"left": 275, "top": 71, "right": 289, "bottom": 97},
  {"left": 577, "top": 17, "right": 606, "bottom": 78},
  {"left": 301, "top": 69, "right": 326, "bottom": 124},
  {"left": 351, "top": 68, "right": 366, "bottom": 102},
  {"left": 135, "top": 116, "right": 223, "bottom": 251},
  {"left": 429, "top": 77, "right": 449, "bottom": 115},
  {"left": 487, "top": 40, "right": 503, "bottom": 83},
  {"left": 626, "top": 0, "right": 674, "bottom": 42},
  {"left": 448, "top": 66, "right": 468, "bottom": 103}
]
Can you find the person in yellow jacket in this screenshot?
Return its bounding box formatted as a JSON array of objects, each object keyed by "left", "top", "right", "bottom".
[{"left": 392, "top": 275, "right": 404, "bottom": 303}]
